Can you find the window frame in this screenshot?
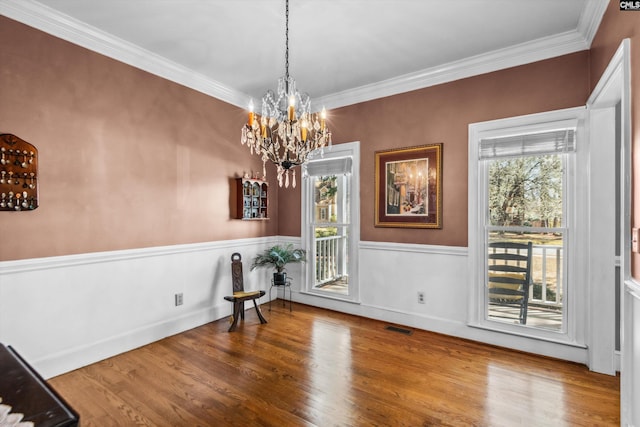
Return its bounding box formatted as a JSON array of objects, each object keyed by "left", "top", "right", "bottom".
[
  {"left": 301, "top": 141, "right": 360, "bottom": 303},
  {"left": 468, "top": 107, "right": 587, "bottom": 346}
]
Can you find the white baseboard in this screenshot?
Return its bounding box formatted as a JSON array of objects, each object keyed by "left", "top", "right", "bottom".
[
  {"left": 35, "top": 303, "right": 229, "bottom": 378},
  {"left": 0, "top": 237, "right": 280, "bottom": 379},
  {"left": 0, "top": 237, "right": 600, "bottom": 378}
]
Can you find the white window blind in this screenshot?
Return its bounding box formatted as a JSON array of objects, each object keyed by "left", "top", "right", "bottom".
[
  {"left": 305, "top": 157, "right": 352, "bottom": 176},
  {"left": 479, "top": 129, "right": 575, "bottom": 159}
]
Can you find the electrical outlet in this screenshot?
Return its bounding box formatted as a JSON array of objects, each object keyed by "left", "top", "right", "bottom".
[
  {"left": 417, "top": 291, "right": 425, "bottom": 304},
  {"left": 175, "top": 293, "right": 183, "bottom": 306}
]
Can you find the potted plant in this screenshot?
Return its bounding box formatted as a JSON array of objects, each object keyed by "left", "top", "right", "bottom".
[{"left": 251, "top": 244, "right": 306, "bottom": 285}]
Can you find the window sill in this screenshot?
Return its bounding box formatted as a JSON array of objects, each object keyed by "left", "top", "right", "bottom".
[
  {"left": 300, "top": 289, "right": 361, "bottom": 304},
  {"left": 467, "top": 321, "right": 587, "bottom": 349}
]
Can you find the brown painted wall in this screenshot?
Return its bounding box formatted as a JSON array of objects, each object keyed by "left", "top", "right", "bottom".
[
  {"left": 589, "top": 1, "right": 640, "bottom": 278},
  {"left": 278, "top": 52, "right": 591, "bottom": 246},
  {"left": 0, "top": 17, "right": 277, "bottom": 261},
  {"left": 4, "top": 3, "right": 632, "bottom": 259}
]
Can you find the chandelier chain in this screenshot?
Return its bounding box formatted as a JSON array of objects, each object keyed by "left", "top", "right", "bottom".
[{"left": 285, "top": 0, "right": 290, "bottom": 82}]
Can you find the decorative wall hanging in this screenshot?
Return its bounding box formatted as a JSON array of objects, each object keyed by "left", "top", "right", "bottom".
[
  {"left": 375, "top": 144, "right": 442, "bottom": 228},
  {"left": 0, "top": 134, "right": 39, "bottom": 211},
  {"left": 235, "top": 177, "right": 269, "bottom": 220},
  {"left": 240, "top": 0, "right": 331, "bottom": 188}
]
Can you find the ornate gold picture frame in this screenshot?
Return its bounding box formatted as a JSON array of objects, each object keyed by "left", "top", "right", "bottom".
[{"left": 374, "top": 144, "right": 442, "bottom": 228}]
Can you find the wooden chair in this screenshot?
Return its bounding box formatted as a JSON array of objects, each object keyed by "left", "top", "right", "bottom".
[
  {"left": 488, "top": 241, "right": 533, "bottom": 324},
  {"left": 223, "top": 253, "right": 267, "bottom": 332}
]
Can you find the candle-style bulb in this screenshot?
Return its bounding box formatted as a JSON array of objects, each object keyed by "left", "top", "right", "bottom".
[
  {"left": 248, "top": 99, "right": 255, "bottom": 127},
  {"left": 301, "top": 118, "right": 308, "bottom": 142},
  {"left": 320, "top": 107, "right": 327, "bottom": 130},
  {"left": 261, "top": 117, "right": 267, "bottom": 138},
  {"left": 288, "top": 95, "right": 296, "bottom": 121}
]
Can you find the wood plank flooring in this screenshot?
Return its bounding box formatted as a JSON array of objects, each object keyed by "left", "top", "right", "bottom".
[{"left": 48, "top": 303, "right": 620, "bottom": 426}]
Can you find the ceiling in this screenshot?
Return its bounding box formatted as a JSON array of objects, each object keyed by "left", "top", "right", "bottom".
[{"left": 1, "top": 0, "right": 608, "bottom": 110}]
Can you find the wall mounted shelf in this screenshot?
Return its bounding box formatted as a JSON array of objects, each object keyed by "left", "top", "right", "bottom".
[
  {"left": 0, "top": 134, "right": 39, "bottom": 211},
  {"left": 236, "top": 177, "right": 268, "bottom": 220}
]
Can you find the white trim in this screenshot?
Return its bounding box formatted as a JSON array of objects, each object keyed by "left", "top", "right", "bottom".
[
  {"left": 588, "top": 47, "right": 627, "bottom": 108},
  {"left": 626, "top": 279, "right": 640, "bottom": 299},
  {"left": 34, "top": 303, "right": 227, "bottom": 379},
  {"left": 585, "top": 106, "right": 617, "bottom": 375},
  {"left": 0, "top": 0, "right": 607, "bottom": 110},
  {"left": 587, "top": 38, "right": 634, "bottom": 423},
  {"left": 623, "top": 278, "right": 640, "bottom": 426},
  {"left": 0, "top": 236, "right": 295, "bottom": 378},
  {"left": 578, "top": 0, "right": 609, "bottom": 47},
  {"left": 299, "top": 289, "right": 361, "bottom": 304},
  {"left": 467, "top": 322, "right": 587, "bottom": 349},
  {"left": 468, "top": 107, "right": 586, "bottom": 349},
  {"left": 276, "top": 235, "right": 303, "bottom": 245},
  {"left": 0, "top": 0, "right": 245, "bottom": 108},
  {"left": 293, "top": 283, "right": 589, "bottom": 365},
  {"left": 316, "top": 30, "right": 591, "bottom": 110},
  {"left": 469, "top": 108, "right": 586, "bottom": 137},
  {"left": 301, "top": 142, "right": 360, "bottom": 303},
  {"left": 359, "top": 241, "right": 467, "bottom": 257},
  {"left": 0, "top": 237, "right": 272, "bottom": 274}
]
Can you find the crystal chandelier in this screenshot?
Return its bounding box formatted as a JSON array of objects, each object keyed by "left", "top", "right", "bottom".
[{"left": 240, "top": 0, "right": 331, "bottom": 188}]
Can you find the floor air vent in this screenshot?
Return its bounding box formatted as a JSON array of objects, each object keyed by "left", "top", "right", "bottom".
[{"left": 385, "top": 325, "right": 413, "bottom": 335}]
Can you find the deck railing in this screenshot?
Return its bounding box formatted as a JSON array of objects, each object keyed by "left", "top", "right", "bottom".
[
  {"left": 315, "top": 235, "right": 347, "bottom": 285},
  {"left": 316, "top": 239, "right": 564, "bottom": 307},
  {"left": 530, "top": 244, "right": 563, "bottom": 308},
  {"left": 489, "top": 243, "right": 563, "bottom": 308}
]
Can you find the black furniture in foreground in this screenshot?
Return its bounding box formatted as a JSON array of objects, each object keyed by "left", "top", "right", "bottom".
[
  {"left": 0, "top": 343, "right": 79, "bottom": 426},
  {"left": 269, "top": 277, "right": 292, "bottom": 312}
]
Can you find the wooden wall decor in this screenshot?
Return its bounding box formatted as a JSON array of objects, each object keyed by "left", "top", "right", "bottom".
[
  {"left": 235, "top": 177, "right": 268, "bottom": 220},
  {"left": 0, "top": 134, "right": 39, "bottom": 211}
]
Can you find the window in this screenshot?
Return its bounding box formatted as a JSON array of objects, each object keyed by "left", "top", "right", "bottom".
[
  {"left": 319, "top": 206, "right": 328, "bottom": 221},
  {"left": 469, "top": 108, "right": 586, "bottom": 345},
  {"left": 485, "top": 147, "right": 568, "bottom": 331},
  {"left": 302, "top": 142, "right": 360, "bottom": 302}
]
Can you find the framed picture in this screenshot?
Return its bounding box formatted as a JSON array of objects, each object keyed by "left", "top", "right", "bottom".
[{"left": 374, "top": 143, "right": 442, "bottom": 228}]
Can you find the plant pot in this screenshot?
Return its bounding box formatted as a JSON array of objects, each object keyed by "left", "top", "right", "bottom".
[{"left": 273, "top": 272, "right": 287, "bottom": 286}]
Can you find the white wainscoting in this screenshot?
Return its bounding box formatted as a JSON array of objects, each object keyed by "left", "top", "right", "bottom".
[
  {"left": 295, "top": 240, "right": 588, "bottom": 365},
  {"left": 622, "top": 279, "right": 640, "bottom": 426},
  {"left": 0, "top": 237, "right": 280, "bottom": 379},
  {"left": 1, "top": 237, "right": 592, "bottom": 380}
]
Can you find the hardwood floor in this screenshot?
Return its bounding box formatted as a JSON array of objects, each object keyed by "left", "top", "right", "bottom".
[{"left": 49, "top": 302, "right": 620, "bottom": 426}]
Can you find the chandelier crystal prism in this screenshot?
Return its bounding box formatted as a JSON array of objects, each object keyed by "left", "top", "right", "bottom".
[{"left": 240, "top": 0, "right": 331, "bottom": 188}]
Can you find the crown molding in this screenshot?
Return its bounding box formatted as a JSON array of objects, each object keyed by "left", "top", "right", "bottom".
[
  {"left": 0, "top": 0, "right": 247, "bottom": 108},
  {"left": 317, "top": 30, "right": 591, "bottom": 110},
  {"left": 579, "top": 0, "right": 609, "bottom": 47},
  {"left": 1, "top": 0, "right": 607, "bottom": 110},
  {"left": 317, "top": 0, "right": 608, "bottom": 109}
]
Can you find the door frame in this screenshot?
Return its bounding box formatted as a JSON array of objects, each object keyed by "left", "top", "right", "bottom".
[{"left": 587, "top": 38, "right": 632, "bottom": 420}]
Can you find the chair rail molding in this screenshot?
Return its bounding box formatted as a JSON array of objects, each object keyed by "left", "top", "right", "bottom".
[{"left": 0, "top": 237, "right": 280, "bottom": 378}]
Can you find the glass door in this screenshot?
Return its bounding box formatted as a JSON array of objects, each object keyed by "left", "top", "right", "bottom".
[
  {"left": 311, "top": 174, "right": 350, "bottom": 295},
  {"left": 302, "top": 142, "right": 359, "bottom": 302}
]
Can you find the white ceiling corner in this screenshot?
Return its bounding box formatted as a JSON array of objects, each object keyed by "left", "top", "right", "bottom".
[{"left": 0, "top": 0, "right": 608, "bottom": 110}]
